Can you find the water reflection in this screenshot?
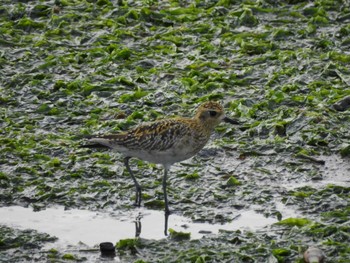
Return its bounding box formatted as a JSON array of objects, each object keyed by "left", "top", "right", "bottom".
[
  {"left": 0, "top": 206, "right": 278, "bottom": 246},
  {"left": 134, "top": 210, "right": 169, "bottom": 237},
  {"left": 135, "top": 213, "right": 142, "bottom": 237}
]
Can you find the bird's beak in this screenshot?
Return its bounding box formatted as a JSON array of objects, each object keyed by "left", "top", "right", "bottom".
[{"left": 223, "top": 116, "right": 240, "bottom": 125}]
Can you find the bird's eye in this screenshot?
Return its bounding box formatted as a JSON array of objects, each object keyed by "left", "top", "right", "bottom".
[{"left": 209, "top": 111, "right": 217, "bottom": 117}]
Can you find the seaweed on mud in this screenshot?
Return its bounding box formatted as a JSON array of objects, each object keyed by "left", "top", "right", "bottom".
[{"left": 0, "top": 0, "right": 349, "bottom": 262}]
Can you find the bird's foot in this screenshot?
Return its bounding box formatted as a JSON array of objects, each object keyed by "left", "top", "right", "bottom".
[{"left": 133, "top": 202, "right": 141, "bottom": 207}]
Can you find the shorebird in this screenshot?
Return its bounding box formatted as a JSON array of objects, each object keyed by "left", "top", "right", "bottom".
[{"left": 82, "top": 101, "right": 238, "bottom": 214}]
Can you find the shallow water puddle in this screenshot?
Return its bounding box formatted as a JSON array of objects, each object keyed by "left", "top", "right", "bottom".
[
  {"left": 285, "top": 155, "right": 350, "bottom": 190},
  {"left": 0, "top": 206, "right": 277, "bottom": 246}
]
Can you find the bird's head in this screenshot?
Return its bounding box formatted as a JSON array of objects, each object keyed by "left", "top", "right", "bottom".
[{"left": 195, "top": 101, "right": 238, "bottom": 128}]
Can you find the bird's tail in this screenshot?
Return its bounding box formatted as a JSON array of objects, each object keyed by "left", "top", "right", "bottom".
[{"left": 79, "top": 135, "right": 111, "bottom": 149}]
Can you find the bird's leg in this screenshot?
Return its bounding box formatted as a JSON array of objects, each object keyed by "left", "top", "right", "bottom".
[
  {"left": 164, "top": 211, "right": 169, "bottom": 236},
  {"left": 162, "top": 167, "right": 170, "bottom": 215},
  {"left": 124, "top": 157, "right": 141, "bottom": 206}
]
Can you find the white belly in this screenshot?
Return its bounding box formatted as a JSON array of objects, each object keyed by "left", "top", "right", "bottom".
[{"left": 116, "top": 139, "right": 207, "bottom": 166}]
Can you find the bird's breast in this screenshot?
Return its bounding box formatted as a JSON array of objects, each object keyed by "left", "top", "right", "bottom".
[{"left": 120, "top": 134, "right": 209, "bottom": 166}]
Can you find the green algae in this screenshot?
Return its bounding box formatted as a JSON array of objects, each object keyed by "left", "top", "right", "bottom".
[
  {"left": 168, "top": 228, "right": 191, "bottom": 241},
  {"left": 116, "top": 238, "right": 141, "bottom": 255},
  {"left": 0, "top": 0, "right": 350, "bottom": 262},
  {"left": 62, "top": 253, "right": 77, "bottom": 260},
  {"left": 0, "top": 226, "right": 57, "bottom": 262},
  {"left": 276, "top": 218, "right": 312, "bottom": 227},
  {"left": 144, "top": 199, "right": 165, "bottom": 210},
  {"left": 226, "top": 176, "right": 241, "bottom": 187}
]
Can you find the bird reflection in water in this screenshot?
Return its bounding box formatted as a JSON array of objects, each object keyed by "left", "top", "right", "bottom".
[{"left": 134, "top": 211, "right": 170, "bottom": 237}]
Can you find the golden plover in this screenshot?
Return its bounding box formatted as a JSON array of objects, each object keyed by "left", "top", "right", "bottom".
[{"left": 82, "top": 101, "right": 238, "bottom": 214}]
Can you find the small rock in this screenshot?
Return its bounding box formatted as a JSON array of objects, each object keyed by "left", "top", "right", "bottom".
[
  {"left": 138, "top": 59, "right": 156, "bottom": 69},
  {"left": 303, "top": 247, "right": 325, "bottom": 263},
  {"left": 333, "top": 95, "right": 350, "bottom": 111},
  {"left": 198, "top": 230, "right": 212, "bottom": 234},
  {"left": 198, "top": 147, "right": 223, "bottom": 158},
  {"left": 100, "top": 242, "right": 116, "bottom": 257}
]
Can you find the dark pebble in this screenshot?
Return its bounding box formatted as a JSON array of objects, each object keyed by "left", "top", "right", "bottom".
[
  {"left": 100, "top": 242, "right": 116, "bottom": 257},
  {"left": 333, "top": 95, "right": 350, "bottom": 111}
]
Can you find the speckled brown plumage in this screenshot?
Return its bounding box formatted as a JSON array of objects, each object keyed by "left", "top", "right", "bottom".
[{"left": 83, "top": 101, "right": 238, "bottom": 214}]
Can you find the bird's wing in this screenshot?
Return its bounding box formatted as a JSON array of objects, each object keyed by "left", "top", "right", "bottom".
[
  {"left": 88, "top": 119, "right": 193, "bottom": 152},
  {"left": 128, "top": 119, "right": 194, "bottom": 151}
]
